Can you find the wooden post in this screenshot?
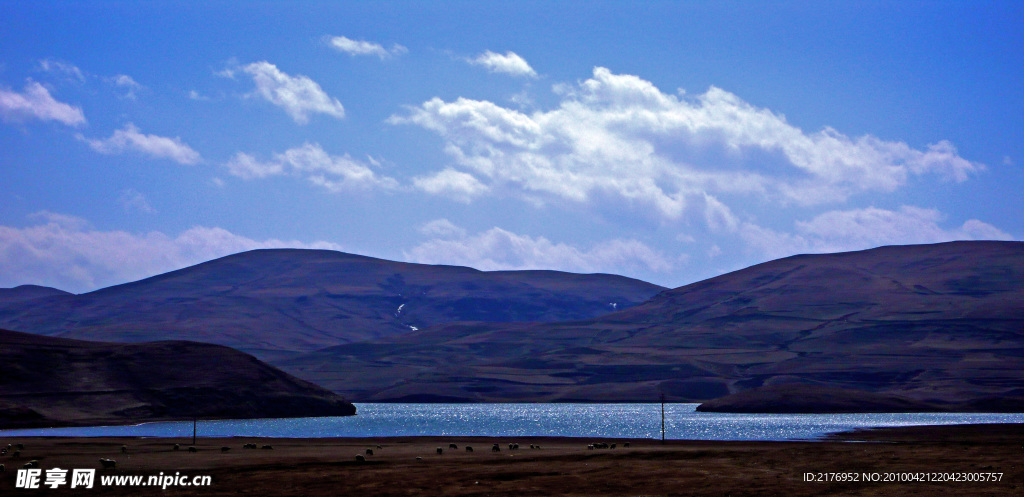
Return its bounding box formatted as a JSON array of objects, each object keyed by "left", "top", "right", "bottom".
[{"left": 192, "top": 416, "right": 197, "bottom": 446}]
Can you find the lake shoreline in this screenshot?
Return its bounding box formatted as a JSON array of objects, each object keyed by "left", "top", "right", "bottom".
[{"left": 1, "top": 424, "right": 1020, "bottom": 496}]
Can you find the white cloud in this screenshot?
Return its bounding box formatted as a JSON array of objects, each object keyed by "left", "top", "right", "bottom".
[
  {"left": 188, "top": 90, "right": 211, "bottom": 101},
  {"left": 469, "top": 51, "right": 537, "bottom": 78},
  {"left": 412, "top": 168, "right": 490, "bottom": 202},
  {"left": 0, "top": 213, "right": 343, "bottom": 293},
  {"left": 406, "top": 225, "right": 673, "bottom": 275},
  {"left": 107, "top": 74, "right": 144, "bottom": 100},
  {"left": 0, "top": 81, "right": 86, "bottom": 126},
  {"left": 237, "top": 61, "right": 345, "bottom": 124},
  {"left": 37, "top": 59, "right": 85, "bottom": 83},
  {"left": 739, "top": 206, "right": 1014, "bottom": 259},
  {"left": 391, "top": 67, "right": 982, "bottom": 219},
  {"left": 118, "top": 189, "right": 155, "bottom": 213},
  {"left": 79, "top": 123, "right": 202, "bottom": 165},
  {"left": 326, "top": 36, "right": 407, "bottom": 59},
  {"left": 225, "top": 143, "right": 398, "bottom": 191},
  {"left": 418, "top": 218, "right": 467, "bottom": 238}
]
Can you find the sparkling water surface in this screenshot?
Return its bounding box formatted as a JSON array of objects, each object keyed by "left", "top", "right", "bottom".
[{"left": 2, "top": 404, "right": 1021, "bottom": 441}]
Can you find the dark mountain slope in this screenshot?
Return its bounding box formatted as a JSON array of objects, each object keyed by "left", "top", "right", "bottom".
[
  {"left": 0, "top": 328, "right": 355, "bottom": 429},
  {"left": 0, "top": 249, "right": 665, "bottom": 358},
  {"left": 280, "top": 241, "right": 1024, "bottom": 408}
]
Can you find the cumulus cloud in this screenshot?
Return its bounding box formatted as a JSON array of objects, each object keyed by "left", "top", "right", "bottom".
[
  {"left": 225, "top": 143, "right": 398, "bottom": 191},
  {"left": 235, "top": 61, "right": 345, "bottom": 124},
  {"left": 412, "top": 168, "right": 490, "bottom": 202},
  {"left": 739, "top": 205, "right": 1014, "bottom": 259},
  {"left": 406, "top": 224, "right": 673, "bottom": 275},
  {"left": 0, "top": 213, "right": 343, "bottom": 293},
  {"left": 0, "top": 81, "right": 86, "bottom": 126},
  {"left": 391, "top": 67, "right": 982, "bottom": 219},
  {"left": 468, "top": 50, "right": 537, "bottom": 78},
  {"left": 326, "top": 36, "right": 407, "bottom": 59},
  {"left": 79, "top": 123, "right": 202, "bottom": 165}
]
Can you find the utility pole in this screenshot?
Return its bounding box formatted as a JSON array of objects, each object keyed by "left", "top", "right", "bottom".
[
  {"left": 192, "top": 415, "right": 197, "bottom": 446},
  {"left": 660, "top": 392, "right": 666, "bottom": 444}
]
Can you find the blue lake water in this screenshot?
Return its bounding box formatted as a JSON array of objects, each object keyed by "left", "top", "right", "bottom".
[{"left": 2, "top": 404, "right": 1022, "bottom": 441}]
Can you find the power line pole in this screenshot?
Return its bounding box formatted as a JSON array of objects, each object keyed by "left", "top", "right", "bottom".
[
  {"left": 192, "top": 415, "right": 197, "bottom": 446},
  {"left": 660, "top": 392, "right": 666, "bottom": 444}
]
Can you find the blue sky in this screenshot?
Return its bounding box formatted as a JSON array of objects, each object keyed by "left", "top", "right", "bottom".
[{"left": 2, "top": 1, "right": 1022, "bottom": 293}]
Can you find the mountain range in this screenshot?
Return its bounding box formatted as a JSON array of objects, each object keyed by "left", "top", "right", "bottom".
[
  {"left": 276, "top": 241, "right": 1024, "bottom": 409},
  {"left": 0, "top": 249, "right": 665, "bottom": 360},
  {"left": 3, "top": 241, "right": 1022, "bottom": 413}
]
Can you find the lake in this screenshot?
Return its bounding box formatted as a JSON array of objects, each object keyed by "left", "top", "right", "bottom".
[{"left": 2, "top": 404, "right": 1022, "bottom": 441}]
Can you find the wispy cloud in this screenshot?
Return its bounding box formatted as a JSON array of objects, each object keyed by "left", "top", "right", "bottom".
[
  {"left": 326, "top": 35, "right": 407, "bottom": 59},
  {"left": 406, "top": 223, "right": 673, "bottom": 274},
  {"left": 37, "top": 59, "right": 86, "bottom": 83},
  {"left": 226, "top": 142, "right": 398, "bottom": 192},
  {"left": 79, "top": 123, "right": 202, "bottom": 165},
  {"left": 0, "top": 81, "right": 86, "bottom": 126},
  {"left": 468, "top": 50, "right": 537, "bottom": 78},
  {"left": 118, "top": 189, "right": 155, "bottom": 214},
  {"left": 106, "top": 74, "right": 144, "bottom": 100},
  {"left": 232, "top": 61, "right": 345, "bottom": 124},
  {"left": 0, "top": 213, "right": 343, "bottom": 293},
  {"left": 412, "top": 168, "right": 490, "bottom": 202},
  {"left": 739, "top": 205, "right": 1014, "bottom": 259}
]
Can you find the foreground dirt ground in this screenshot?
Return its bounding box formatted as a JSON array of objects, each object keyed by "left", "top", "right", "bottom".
[{"left": 0, "top": 424, "right": 1020, "bottom": 496}]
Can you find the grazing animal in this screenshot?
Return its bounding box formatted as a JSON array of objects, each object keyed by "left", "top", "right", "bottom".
[
  {"left": 436, "top": 447, "right": 443, "bottom": 455},
  {"left": 508, "top": 443, "right": 514, "bottom": 450},
  {"left": 610, "top": 443, "right": 617, "bottom": 449},
  {"left": 243, "top": 443, "right": 258, "bottom": 449},
  {"left": 355, "top": 454, "right": 365, "bottom": 462},
  {"left": 491, "top": 444, "right": 500, "bottom": 452},
  {"left": 449, "top": 443, "right": 458, "bottom": 450},
  {"left": 513, "top": 443, "right": 519, "bottom": 450},
  {"left": 221, "top": 447, "right": 231, "bottom": 453},
  {"left": 376, "top": 445, "right": 382, "bottom": 450},
  {"left": 24, "top": 460, "right": 39, "bottom": 469},
  {"left": 587, "top": 444, "right": 594, "bottom": 450},
  {"left": 120, "top": 445, "right": 128, "bottom": 454},
  {"left": 11, "top": 450, "right": 20, "bottom": 458},
  {"left": 1, "top": 448, "right": 6, "bottom": 455},
  {"left": 415, "top": 457, "right": 423, "bottom": 461},
  {"left": 188, "top": 447, "right": 197, "bottom": 453},
  {"left": 365, "top": 449, "right": 373, "bottom": 456},
  {"left": 0, "top": 463, "right": 4, "bottom": 472},
  {"left": 15, "top": 444, "right": 24, "bottom": 450},
  {"left": 260, "top": 445, "right": 273, "bottom": 450},
  {"left": 99, "top": 458, "right": 116, "bottom": 469},
  {"left": 465, "top": 446, "right": 473, "bottom": 452},
  {"left": 173, "top": 444, "right": 180, "bottom": 451},
  {"left": 623, "top": 442, "right": 630, "bottom": 448}
]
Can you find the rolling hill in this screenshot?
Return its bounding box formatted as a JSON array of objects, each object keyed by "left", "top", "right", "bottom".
[
  {"left": 278, "top": 241, "right": 1024, "bottom": 409},
  {"left": 0, "top": 328, "right": 356, "bottom": 429},
  {"left": 0, "top": 249, "right": 665, "bottom": 360}
]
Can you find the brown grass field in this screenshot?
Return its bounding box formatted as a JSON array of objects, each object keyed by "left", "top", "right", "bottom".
[{"left": 0, "top": 424, "right": 1020, "bottom": 496}]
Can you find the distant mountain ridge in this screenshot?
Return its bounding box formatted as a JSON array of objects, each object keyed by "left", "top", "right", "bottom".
[
  {"left": 0, "top": 284, "right": 71, "bottom": 305},
  {"left": 278, "top": 241, "right": 1024, "bottom": 409},
  {"left": 0, "top": 249, "right": 665, "bottom": 358},
  {"left": 0, "top": 328, "right": 355, "bottom": 428}
]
